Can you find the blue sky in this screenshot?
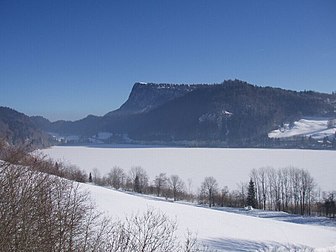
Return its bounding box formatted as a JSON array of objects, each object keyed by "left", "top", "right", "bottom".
[{"left": 1, "top": 0, "right": 335, "bottom": 121}]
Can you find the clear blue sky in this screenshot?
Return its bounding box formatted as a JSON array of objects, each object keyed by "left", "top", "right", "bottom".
[{"left": 1, "top": 0, "right": 335, "bottom": 121}]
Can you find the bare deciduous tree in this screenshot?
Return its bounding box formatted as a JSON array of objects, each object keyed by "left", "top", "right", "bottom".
[
  {"left": 200, "top": 176, "right": 218, "bottom": 207},
  {"left": 250, "top": 166, "right": 316, "bottom": 215},
  {"left": 108, "top": 166, "right": 125, "bottom": 189},
  {"left": 154, "top": 173, "right": 168, "bottom": 197},
  {"left": 129, "top": 166, "right": 149, "bottom": 193},
  {"left": 168, "top": 174, "right": 185, "bottom": 201}
]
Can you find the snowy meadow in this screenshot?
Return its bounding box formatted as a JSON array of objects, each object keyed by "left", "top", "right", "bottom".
[{"left": 84, "top": 183, "right": 336, "bottom": 251}]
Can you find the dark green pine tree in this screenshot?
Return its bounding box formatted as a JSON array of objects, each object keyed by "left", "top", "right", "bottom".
[
  {"left": 134, "top": 175, "right": 141, "bottom": 193},
  {"left": 247, "top": 178, "right": 257, "bottom": 208}
]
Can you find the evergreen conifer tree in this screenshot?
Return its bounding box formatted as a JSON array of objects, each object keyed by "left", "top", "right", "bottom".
[
  {"left": 134, "top": 175, "right": 140, "bottom": 193},
  {"left": 247, "top": 178, "right": 256, "bottom": 208}
]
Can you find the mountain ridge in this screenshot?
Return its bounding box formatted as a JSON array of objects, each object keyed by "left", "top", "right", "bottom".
[
  {"left": 5, "top": 79, "right": 336, "bottom": 148},
  {"left": 105, "top": 82, "right": 201, "bottom": 116},
  {"left": 123, "top": 81, "right": 336, "bottom": 146}
]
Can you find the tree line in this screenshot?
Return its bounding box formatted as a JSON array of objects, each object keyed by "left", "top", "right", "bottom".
[
  {"left": 91, "top": 166, "right": 191, "bottom": 202},
  {"left": 88, "top": 161, "right": 335, "bottom": 217},
  {"left": 250, "top": 167, "right": 315, "bottom": 215}
]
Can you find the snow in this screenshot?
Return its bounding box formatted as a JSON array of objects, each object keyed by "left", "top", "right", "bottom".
[
  {"left": 40, "top": 146, "right": 336, "bottom": 192},
  {"left": 269, "top": 118, "right": 336, "bottom": 139},
  {"left": 83, "top": 183, "right": 336, "bottom": 251},
  {"left": 36, "top": 145, "right": 336, "bottom": 250},
  {"left": 224, "top": 110, "right": 233, "bottom": 116}
]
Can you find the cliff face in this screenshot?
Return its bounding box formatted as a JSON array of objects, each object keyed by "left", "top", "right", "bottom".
[{"left": 106, "top": 83, "right": 199, "bottom": 116}]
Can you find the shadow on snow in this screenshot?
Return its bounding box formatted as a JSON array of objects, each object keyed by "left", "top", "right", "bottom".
[{"left": 202, "top": 237, "right": 313, "bottom": 252}]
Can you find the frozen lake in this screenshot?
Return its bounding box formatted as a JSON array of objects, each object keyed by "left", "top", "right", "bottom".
[{"left": 40, "top": 146, "right": 336, "bottom": 192}]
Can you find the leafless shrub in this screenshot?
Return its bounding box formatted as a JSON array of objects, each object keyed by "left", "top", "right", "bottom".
[
  {"left": 118, "top": 209, "right": 178, "bottom": 251},
  {"left": 0, "top": 162, "right": 101, "bottom": 251},
  {"left": 182, "top": 231, "right": 214, "bottom": 252},
  {"left": 0, "top": 142, "right": 87, "bottom": 183},
  {"left": 0, "top": 161, "right": 211, "bottom": 251}
]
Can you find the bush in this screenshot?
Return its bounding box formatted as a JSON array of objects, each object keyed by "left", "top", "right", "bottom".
[
  {"left": 0, "top": 162, "right": 103, "bottom": 251},
  {"left": 0, "top": 161, "right": 211, "bottom": 252}
]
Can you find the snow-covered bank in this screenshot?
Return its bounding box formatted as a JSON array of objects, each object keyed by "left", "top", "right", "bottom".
[
  {"left": 83, "top": 183, "right": 336, "bottom": 251},
  {"left": 41, "top": 146, "right": 336, "bottom": 191},
  {"left": 269, "top": 118, "right": 336, "bottom": 140}
]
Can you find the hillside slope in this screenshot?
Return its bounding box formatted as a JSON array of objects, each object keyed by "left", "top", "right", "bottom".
[
  {"left": 84, "top": 183, "right": 336, "bottom": 251},
  {"left": 0, "top": 107, "right": 51, "bottom": 147},
  {"left": 128, "top": 81, "right": 336, "bottom": 145}
]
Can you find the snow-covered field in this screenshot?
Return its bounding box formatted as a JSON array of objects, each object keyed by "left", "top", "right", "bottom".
[
  {"left": 83, "top": 183, "right": 336, "bottom": 251},
  {"left": 268, "top": 118, "right": 336, "bottom": 140},
  {"left": 40, "top": 146, "right": 336, "bottom": 191}
]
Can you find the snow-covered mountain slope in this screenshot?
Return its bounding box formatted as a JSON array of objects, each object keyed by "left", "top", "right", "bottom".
[
  {"left": 269, "top": 118, "right": 336, "bottom": 140},
  {"left": 83, "top": 183, "right": 336, "bottom": 251},
  {"left": 41, "top": 146, "right": 336, "bottom": 191}
]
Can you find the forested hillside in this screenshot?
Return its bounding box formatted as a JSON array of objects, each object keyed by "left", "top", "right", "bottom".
[
  {"left": 0, "top": 107, "right": 52, "bottom": 148},
  {"left": 32, "top": 80, "right": 336, "bottom": 148}
]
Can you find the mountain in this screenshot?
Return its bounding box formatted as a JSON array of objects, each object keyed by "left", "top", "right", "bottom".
[
  {"left": 106, "top": 82, "right": 199, "bottom": 115},
  {"left": 126, "top": 81, "right": 336, "bottom": 146},
  {"left": 0, "top": 107, "right": 52, "bottom": 148},
  {"left": 31, "top": 80, "right": 336, "bottom": 148}
]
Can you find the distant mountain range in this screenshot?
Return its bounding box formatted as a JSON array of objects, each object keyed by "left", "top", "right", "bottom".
[{"left": 2, "top": 80, "right": 336, "bottom": 149}]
